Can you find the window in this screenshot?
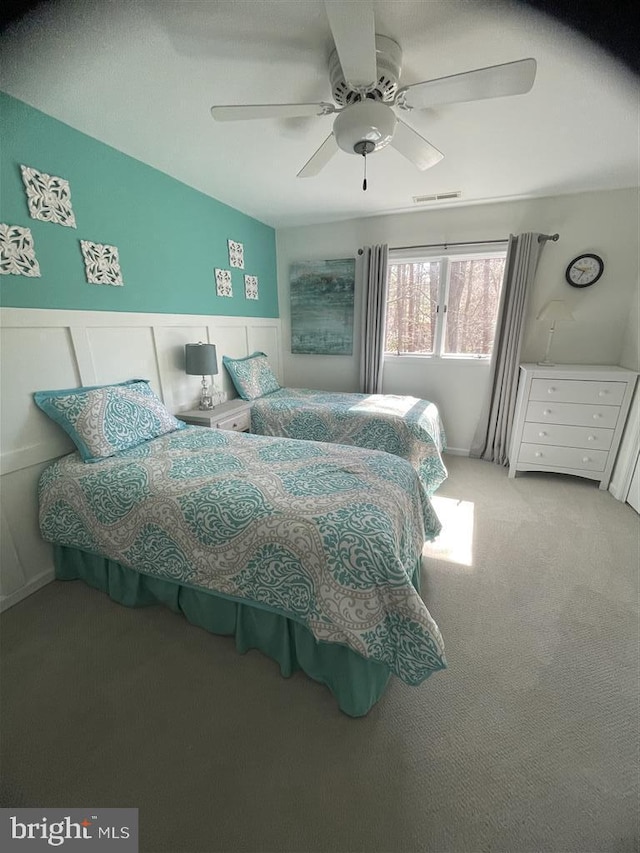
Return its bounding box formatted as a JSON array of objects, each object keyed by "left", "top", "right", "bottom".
[{"left": 384, "top": 249, "right": 507, "bottom": 358}]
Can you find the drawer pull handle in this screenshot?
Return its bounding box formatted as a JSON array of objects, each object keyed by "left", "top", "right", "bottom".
[
  {"left": 587, "top": 435, "right": 596, "bottom": 441},
  {"left": 547, "top": 386, "right": 556, "bottom": 393},
  {"left": 593, "top": 413, "right": 602, "bottom": 419},
  {"left": 232, "top": 422, "right": 237, "bottom": 428},
  {"left": 534, "top": 451, "right": 543, "bottom": 458},
  {"left": 582, "top": 456, "right": 591, "bottom": 463},
  {"left": 538, "top": 431, "right": 547, "bottom": 437},
  {"left": 543, "top": 409, "right": 551, "bottom": 415},
  {"left": 598, "top": 390, "right": 608, "bottom": 396}
]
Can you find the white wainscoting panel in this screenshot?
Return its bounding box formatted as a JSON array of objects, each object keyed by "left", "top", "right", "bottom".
[
  {"left": 1, "top": 506, "right": 25, "bottom": 599},
  {"left": 153, "top": 324, "right": 209, "bottom": 413},
  {"left": 248, "top": 325, "right": 282, "bottom": 379},
  {"left": 1, "top": 326, "right": 79, "bottom": 476},
  {"left": 0, "top": 463, "right": 54, "bottom": 607},
  {"left": 0, "top": 307, "right": 282, "bottom": 611},
  {"left": 209, "top": 323, "right": 250, "bottom": 400},
  {"left": 87, "top": 326, "right": 162, "bottom": 394}
]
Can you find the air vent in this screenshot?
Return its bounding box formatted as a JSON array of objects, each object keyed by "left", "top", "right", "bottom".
[{"left": 413, "top": 191, "right": 461, "bottom": 203}]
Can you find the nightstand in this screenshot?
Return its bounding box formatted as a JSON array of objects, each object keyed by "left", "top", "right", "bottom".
[{"left": 176, "top": 399, "right": 252, "bottom": 433}]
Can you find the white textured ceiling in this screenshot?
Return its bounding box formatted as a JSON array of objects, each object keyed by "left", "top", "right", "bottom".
[{"left": 1, "top": 0, "right": 638, "bottom": 227}]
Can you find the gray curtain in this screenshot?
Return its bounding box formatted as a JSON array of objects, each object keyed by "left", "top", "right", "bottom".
[
  {"left": 470, "top": 232, "right": 547, "bottom": 464},
  {"left": 359, "top": 244, "right": 389, "bottom": 394}
]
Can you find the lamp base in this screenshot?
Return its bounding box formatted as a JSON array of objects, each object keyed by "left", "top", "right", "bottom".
[
  {"left": 538, "top": 325, "right": 556, "bottom": 368},
  {"left": 198, "top": 375, "right": 213, "bottom": 409}
]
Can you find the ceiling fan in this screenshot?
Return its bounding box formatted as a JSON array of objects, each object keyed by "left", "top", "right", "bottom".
[{"left": 210, "top": 1, "right": 536, "bottom": 188}]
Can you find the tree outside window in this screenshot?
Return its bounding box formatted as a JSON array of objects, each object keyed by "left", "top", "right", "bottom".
[{"left": 384, "top": 251, "right": 506, "bottom": 358}]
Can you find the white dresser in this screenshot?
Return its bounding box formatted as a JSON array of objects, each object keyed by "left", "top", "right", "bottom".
[{"left": 509, "top": 364, "right": 638, "bottom": 489}]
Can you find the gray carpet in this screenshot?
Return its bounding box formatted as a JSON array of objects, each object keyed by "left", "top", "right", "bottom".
[{"left": 1, "top": 456, "right": 638, "bottom": 853}]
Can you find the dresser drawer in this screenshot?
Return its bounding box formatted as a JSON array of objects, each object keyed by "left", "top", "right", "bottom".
[
  {"left": 529, "top": 378, "right": 626, "bottom": 406},
  {"left": 518, "top": 443, "right": 608, "bottom": 472},
  {"left": 521, "top": 422, "right": 614, "bottom": 450},
  {"left": 216, "top": 409, "right": 251, "bottom": 432},
  {"left": 525, "top": 400, "right": 620, "bottom": 429}
]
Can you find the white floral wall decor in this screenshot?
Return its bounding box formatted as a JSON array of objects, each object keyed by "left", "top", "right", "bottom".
[
  {"left": 80, "top": 240, "right": 124, "bottom": 286},
  {"left": 244, "top": 274, "right": 259, "bottom": 300},
  {"left": 20, "top": 165, "right": 77, "bottom": 228},
  {"left": 228, "top": 239, "right": 244, "bottom": 269},
  {"left": 0, "top": 223, "right": 41, "bottom": 277},
  {"left": 215, "top": 268, "right": 233, "bottom": 297}
]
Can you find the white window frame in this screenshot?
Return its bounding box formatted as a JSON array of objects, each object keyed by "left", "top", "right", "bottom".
[{"left": 384, "top": 245, "right": 508, "bottom": 361}]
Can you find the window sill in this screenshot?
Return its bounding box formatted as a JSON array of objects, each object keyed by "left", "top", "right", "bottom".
[{"left": 383, "top": 354, "right": 492, "bottom": 362}]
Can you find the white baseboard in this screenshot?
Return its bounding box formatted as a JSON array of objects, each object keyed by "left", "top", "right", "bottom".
[
  {"left": 443, "top": 447, "right": 469, "bottom": 456},
  {"left": 0, "top": 569, "right": 55, "bottom": 613}
]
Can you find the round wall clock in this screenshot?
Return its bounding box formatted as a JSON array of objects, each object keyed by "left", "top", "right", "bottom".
[{"left": 565, "top": 253, "right": 604, "bottom": 288}]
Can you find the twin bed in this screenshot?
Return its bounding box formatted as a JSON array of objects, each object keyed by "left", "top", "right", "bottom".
[
  {"left": 224, "top": 351, "right": 448, "bottom": 498},
  {"left": 35, "top": 362, "right": 448, "bottom": 716},
  {"left": 251, "top": 388, "right": 447, "bottom": 497}
]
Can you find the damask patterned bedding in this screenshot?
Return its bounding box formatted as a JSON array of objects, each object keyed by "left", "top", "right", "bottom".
[
  {"left": 251, "top": 389, "right": 448, "bottom": 496},
  {"left": 38, "top": 426, "right": 446, "bottom": 687}
]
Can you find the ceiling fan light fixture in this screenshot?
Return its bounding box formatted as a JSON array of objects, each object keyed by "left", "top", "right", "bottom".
[
  {"left": 354, "top": 140, "right": 375, "bottom": 156},
  {"left": 333, "top": 101, "right": 397, "bottom": 155}
]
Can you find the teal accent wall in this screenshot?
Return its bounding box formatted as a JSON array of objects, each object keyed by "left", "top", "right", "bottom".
[{"left": 0, "top": 92, "right": 278, "bottom": 317}]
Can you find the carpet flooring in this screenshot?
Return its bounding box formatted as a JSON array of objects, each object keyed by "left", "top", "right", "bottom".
[{"left": 1, "top": 456, "right": 638, "bottom": 853}]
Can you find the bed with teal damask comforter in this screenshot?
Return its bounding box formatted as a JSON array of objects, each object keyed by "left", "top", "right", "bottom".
[
  {"left": 39, "top": 426, "right": 446, "bottom": 715},
  {"left": 250, "top": 389, "right": 448, "bottom": 497}
]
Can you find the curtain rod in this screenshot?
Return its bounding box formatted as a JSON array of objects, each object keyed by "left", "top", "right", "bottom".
[{"left": 363, "top": 233, "right": 560, "bottom": 254}]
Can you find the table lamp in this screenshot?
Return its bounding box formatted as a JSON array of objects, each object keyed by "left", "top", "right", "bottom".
[
  {"left": 536, "top": 300, "right": 574, "bottom": 366},
  {"left": 185, "top": 342, "right": 218, "bottom": 409}
]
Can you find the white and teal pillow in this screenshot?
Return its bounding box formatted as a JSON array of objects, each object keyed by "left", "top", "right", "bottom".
[
  {"left": 222, "top": 352, "right": 281, "bottom": 401},
  {"left": 34, "top": 379, "right": 186, "bottom": 463}
]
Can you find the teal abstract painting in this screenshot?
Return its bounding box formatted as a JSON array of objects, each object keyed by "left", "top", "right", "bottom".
[{"left": 290, "top": 258, "right": 355, "bottom": 355}]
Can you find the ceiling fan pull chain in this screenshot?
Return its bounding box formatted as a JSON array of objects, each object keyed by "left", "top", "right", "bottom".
[{"left": 362, "top": 151, "right": 367, "bottom": 191}]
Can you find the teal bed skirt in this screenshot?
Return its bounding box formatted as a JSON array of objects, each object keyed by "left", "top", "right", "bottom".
[{"left": 54, "top": 545, "right": 398, "bottom": 717}]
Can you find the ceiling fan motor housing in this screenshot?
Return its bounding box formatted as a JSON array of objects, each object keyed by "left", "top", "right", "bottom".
[
  {"left": 333, "top": 101, "right": 398, "bottom": 154},
  {"left": 329, "top": 35, "right": 402, "bottom": 106}
]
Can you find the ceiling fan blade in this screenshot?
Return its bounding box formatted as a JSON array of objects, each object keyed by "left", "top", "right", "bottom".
[
  {"left": 324, "top": 0, "right": 377, "bottom": 89},
  {"left": 391, "top": 121, "right": 444, "bottom": 171},
  {"left": 398, "top": 58, "right": 537, "bottom": 110},
  {"left": 211, "top": 102, "right": 336, "bottom": 121},
  {"left": 297, "top": 134, "right": 339, "bottom": 178}
]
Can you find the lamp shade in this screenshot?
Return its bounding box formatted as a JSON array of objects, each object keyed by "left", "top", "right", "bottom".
[
  {"left": 185, "top": 343, "right": 218, "bottom": 376},
  {"left": 536, "top": 300, "right": 574, "bottom": 322}
]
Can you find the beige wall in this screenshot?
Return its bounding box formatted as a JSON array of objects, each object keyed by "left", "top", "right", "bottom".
[
  {"left": 619, "top": 275, "right": 640, "bottom": 371},
  {"left": 276, "top": 188, "right": 639, "bottom": 451}
]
